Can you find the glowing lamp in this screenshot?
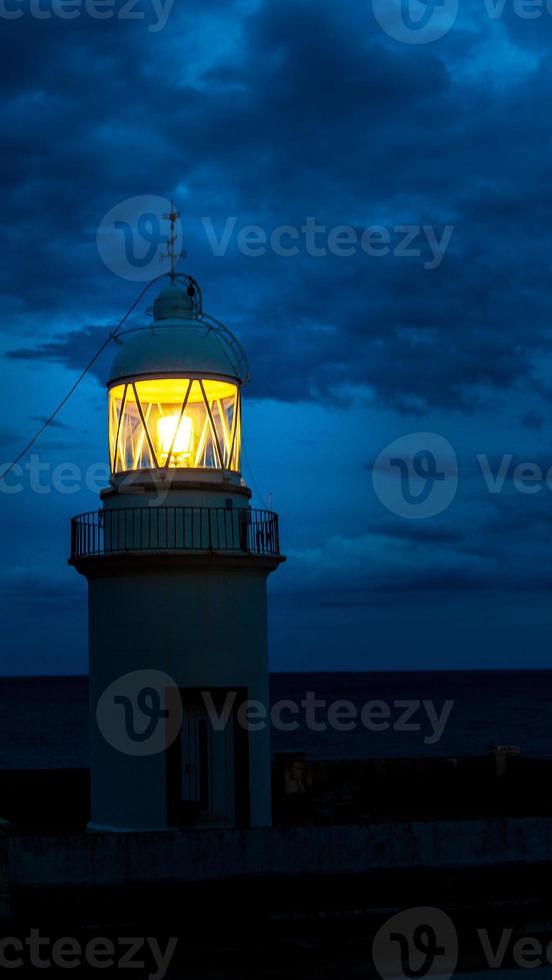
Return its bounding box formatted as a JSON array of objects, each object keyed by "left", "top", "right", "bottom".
[{"left": 157, "top": 414, "right": 194, "bottom": 462}]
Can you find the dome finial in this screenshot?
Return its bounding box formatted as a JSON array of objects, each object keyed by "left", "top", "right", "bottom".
[{"left": 161, "top": 199, "right": 185, "bottom": 281}]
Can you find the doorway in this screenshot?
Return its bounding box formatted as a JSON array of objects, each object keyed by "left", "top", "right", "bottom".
[{"left": 166, "top": 688, "right": 249, "bottom": 828}]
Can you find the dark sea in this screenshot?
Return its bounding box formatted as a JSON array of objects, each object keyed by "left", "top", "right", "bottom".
[{"left": 1, "top": 670, "right": 551, "bottom": 771}]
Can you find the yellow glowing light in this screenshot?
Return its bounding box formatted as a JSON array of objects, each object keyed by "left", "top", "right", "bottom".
[
  {"left": 109, "top": 378, "right": 241, "bottom": 474},
  {"left": 157, "top": 414, "right": 194, "bottom": 459}
]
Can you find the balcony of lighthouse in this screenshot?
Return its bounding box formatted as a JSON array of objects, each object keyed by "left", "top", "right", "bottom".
[{"left": 70, "top": 506, "right": 280, "bottom": 562}]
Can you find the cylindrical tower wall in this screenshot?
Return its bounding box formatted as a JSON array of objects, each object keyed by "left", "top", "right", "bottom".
[{"left": 86, "top": 558, "right": 274, "bottom": 830}]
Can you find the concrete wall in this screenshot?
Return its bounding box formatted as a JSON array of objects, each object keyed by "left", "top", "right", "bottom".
[
  {"left": 9, "top": 817, "right": 552, "bottom": 890},
  {"left": 87, "top": 559, "right": 274, "bottom": 831}
]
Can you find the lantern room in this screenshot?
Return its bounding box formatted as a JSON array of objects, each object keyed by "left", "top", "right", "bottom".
[
  {"left": 109, "top": 378, "right": 241, "bottom": 473},
  {"left": 106, "top": 278, "right": 247, "bottom": 479}
]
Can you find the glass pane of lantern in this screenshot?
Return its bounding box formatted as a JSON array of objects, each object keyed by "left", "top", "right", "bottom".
[
  {"left": 192, "top": 386, "right": 217, "bottom": 469},
  {"left": 134, "top": 379, "right": 192, "bottom": 469},
  {"left": 201, "top": 380, "right": 238, "bottom": 470},
  {"left": 120, "top": 388, "right": 157, "bottom": 471},
  {"left": 230, "top": 397, "right": 241, "bottom": 471},
  {"left": 109, "top": 385, "right": 126, "bottom": 472}
]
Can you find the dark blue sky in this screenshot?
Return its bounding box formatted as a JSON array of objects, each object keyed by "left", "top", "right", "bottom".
[{"left": 1, "top": 0, "right": 552, "bottom": 674}]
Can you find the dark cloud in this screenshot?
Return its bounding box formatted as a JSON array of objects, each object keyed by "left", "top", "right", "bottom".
[
  {"left": 2, "top": 0, "right": 551, "bottom": 416},
  {"left": 2, "top": 0, "right": 552, "bottom": 669},
  {"left": 28, "top": 416, "right": 72, "bottom": 430},
  {"left": 521, "top": 409, "right": 545, "bottom": 431},
  {"left": 6, "top": 327, "right": 113, "bottom": 383},
  {"left": 366, "top": 521, "right": 464, "bottom": 545}
]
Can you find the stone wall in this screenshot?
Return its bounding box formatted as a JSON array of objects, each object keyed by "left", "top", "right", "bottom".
[{"left": 9, "top": 816, "right": 552, "bottom": 891}]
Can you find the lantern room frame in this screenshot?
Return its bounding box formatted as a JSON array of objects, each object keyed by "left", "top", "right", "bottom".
[{"left": 108, "top": 375, "right": 242, "bottom": 475}]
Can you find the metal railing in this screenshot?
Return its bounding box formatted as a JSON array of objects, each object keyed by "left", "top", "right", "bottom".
[{"left": 70, "top": 507, "right": 280, "bottom": 560}]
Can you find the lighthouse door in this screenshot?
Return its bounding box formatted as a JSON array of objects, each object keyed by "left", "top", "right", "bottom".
[{"left": 167, "top": 689, "right": 248, "bottom": 829}]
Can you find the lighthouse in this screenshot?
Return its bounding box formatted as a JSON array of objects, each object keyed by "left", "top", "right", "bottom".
[{"left": 70, "top": 230, "right": 284, "bottom": 832}]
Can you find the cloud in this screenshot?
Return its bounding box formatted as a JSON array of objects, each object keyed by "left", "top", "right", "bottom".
[
  {"left": 521, "top": 409, "right": 545, "bottom": 431},
  {"left": 2, "top": 0, "right": 552, "bottom": 668},
  {"left": 0, "top": 565, "right": 81, "bottom": 600},
  {"left": 1, "top": 0, "right": 552, "bottom": 417},
  {"left": 28, "top": 415, "right": 72, "bottom": 430}
]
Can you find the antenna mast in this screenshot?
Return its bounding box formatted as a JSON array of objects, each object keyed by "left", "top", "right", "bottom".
[{"left": 161, "top": 200, "right": 184, "bottom": 281}]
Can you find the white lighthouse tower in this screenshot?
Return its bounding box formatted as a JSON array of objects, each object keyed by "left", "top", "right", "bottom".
[{"left": 70, "top": 231, "right": 284, "bottom": 832}]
